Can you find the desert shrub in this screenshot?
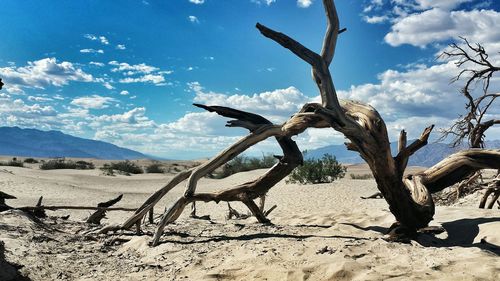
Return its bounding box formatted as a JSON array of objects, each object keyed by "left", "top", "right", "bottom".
[
  {"left": 40, "top": 159, "right": 76, "bottom": 170},
  {"left": 286, "top": 153, "right": 346, "bottom": 184},
  {"left": 350, "top": 173, "right": 373, "bottom": 180},
  {"left": 0, "top": 158, "right": 24, "bottom": 167},
  {"left": 100, "top": 164, "right": 115, "bottom": 176},
  {"left": 213, "top": 154, "right": 278, "bottom": 179},
  {"left": 40, "top": 159, "right": 94, "bottom": 170},
  {"left": 101, "top": 160, "right": 143, "bottom": 175},
  {"left": 23, "top": 158, "right": 39, "bottom": 164},
  {"left": 75, "top": 160, "right": 95, "bottom": 170},
  {"left": 146, "top": 162, "right": 164, "bottom": 173}
]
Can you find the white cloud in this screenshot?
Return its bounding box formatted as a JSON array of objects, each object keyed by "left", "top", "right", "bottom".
[
  {"left": 297, "top": 0, "right": 313, "bottom": 8},
  {"left": 361, "top": 1, "right": 500, "bottom": 48},
  {"left": 120, "top": 90, "right": 129, "bottom": 96},
  {"left": 0, "top": 57, "right": 93, "bottom": 93},
  {"left": 385, "top": 8, "right": 500, "bottom": 47},
  {"left": 0, "top": 96, "right": 61, "bottom": 130},
  {"left": 28, "top": 96, "right": 53, "bottom": 102},
  {"left": 190, "top": 82, "right": 312, "bottom": 123},
  {"left": 89, "top": 61, "right": 105, "bottom": 67},
  {"left": 119, "top": 74, "right": 165, "bottom": 84},
  {"left": 84, "top": 34, "right": 98, "bottom": 41},
  {"left": 103, "top": 82, "right": 114, "bottom": 90},
  {"left": 80, "top": 48, "right": 104, "bottom": 54},
  {"left": 414, "top": 0, "right": 474, "bottom": 10},
  {"left": 363, "top": 15, "right": 389, "bottom": 24},
  {"left": 189, "top": 0, "right": 205, "bottom": 4},
  {"left": 71, "top": 95, "right": 117, "bottom": 109},
  {"left": 251, "top": 0, "right": 276, "bottom": 6},
  {"left": 188, "top": 15, "right": 199, "bottom": 23},
  {"left": 116, "top": 44, "right": 126, "bottom": 50},
  {"left": 99, "top": 36, "right": 109, "bottom": 45},
  {"left": 83, "top": 34, "right": 109, "bottom": 45},
  {"left": 109, "top": 61, "right": 159, "bottom": 75}
]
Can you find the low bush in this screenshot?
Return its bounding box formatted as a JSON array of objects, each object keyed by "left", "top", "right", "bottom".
[
  {"left": 286, "top": 153, "right": 346, "bottom": 184},
  {"left": 23, "top": 158, "right": 39, "bottom": 164},
  {"left": 213, "top": 154, "right": 277, "bottom": 179},
  {"left": 0, "top": 158, "right": 24, "bottom": 167},
  {"left": 350, "top": 173, "right": 373, "bottom": 180},
  {"left": 40, "top": 159, "right": 95, "bottom": 170},
  {"left": 100, "top": 160, "right": 143, "bottom": 175},
  {"left": 75, "top": 160, "right": 95, "bottom": 170},
  {"left": 146, "top": 162, "right": 164, "bottom": 173}
]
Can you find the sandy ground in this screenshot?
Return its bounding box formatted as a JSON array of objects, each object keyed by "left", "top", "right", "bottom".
[{"left": 0, "top": 161, "right": 499, "bottom": 280}]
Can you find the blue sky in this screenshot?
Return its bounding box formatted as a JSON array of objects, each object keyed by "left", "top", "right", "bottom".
[{"left": 1, "top": 0, "right": 499, "bottom": 159}]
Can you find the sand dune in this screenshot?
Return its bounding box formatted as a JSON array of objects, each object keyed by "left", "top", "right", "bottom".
[{"left": 0, "top": 164, "right": 498, "bottom": 280}]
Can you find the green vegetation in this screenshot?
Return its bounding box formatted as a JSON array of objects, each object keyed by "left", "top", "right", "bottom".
[
  {"left": 212, "top": 154, "right": 277, "bottom": 179},
  {"left": 145, "top": 162, "right": 164, "bottom": 173},
  {"left": 286, "top": 153, "right": 346, "bottom": 184},
  {"left": 350, "top": 173, "right": 373, "bottom": 180},
  {"left": 100, "top": 160, "right": 143, "bottom": 176},
  {"left": 23, "top": 158, "right": 39, "bottom": 164},
  {"left": 40, "top": 159, "right": 95, "bottom": 170}
]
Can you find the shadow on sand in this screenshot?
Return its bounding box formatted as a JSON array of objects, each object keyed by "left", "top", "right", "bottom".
[{"left": 342, "top": 217, "right": 500, "bottom": 255}]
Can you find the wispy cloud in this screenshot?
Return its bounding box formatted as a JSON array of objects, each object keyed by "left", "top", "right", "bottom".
[
  {"left": 109, "top": 61, "right": 158, "bottom": 75},
  {"left": 189, "top": 0, "right": 205, "bottom": 4},
  {"left": 251, "top": 0, "right": 276, "bottom": 6},
  {"left": 116, "top": 44, "right": 126, "bottom": 50},
  {"left": 84, "top": 34, "right": 109, "bottom": 45},
  {"left": 89, "top": 61, "right": 105, "bottom": 67},
  {"left": 80, "top": 48, "right": 104, "bottom": 54},
  {"left": 297, "top": 0, "right": 313, "bottom": 8},
  {"left": 188, "top": 15, "right": 199, "bottom": 23},
  {"left": 119, "top": 74, "right": 166, "bottom": 84}
]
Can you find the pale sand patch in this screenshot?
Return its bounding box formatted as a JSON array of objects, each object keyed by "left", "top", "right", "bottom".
[{"left": 0, "top": 164, "right": 498, "bottom": 280}]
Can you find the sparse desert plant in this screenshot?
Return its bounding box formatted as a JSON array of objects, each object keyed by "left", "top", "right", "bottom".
[
  {"left": 101, "top": 160, "right": 143, "bottom": 176},
  {"left": 23, "top": 158, "right": 39, "bottom": 164},
  {"left": 100, "top": 164, "right": 115, "bottom": 176},
  {"left": 75, "top": 160, "right": 95, "bottom": 170},
  {"left": 40, "top": 159, "right": 94, "bottom": 170},
  {"left": 350, "top": 173, "right": 373, "bottom": 180},
  {"left": 287, "top": 154, "right": 346, "bottom": 184},
  {"left": 146, "top": 162, "right": 164, "bottom": 173},
  {"left": 0, "top": 158, "right": 24, "bottom": 167}
]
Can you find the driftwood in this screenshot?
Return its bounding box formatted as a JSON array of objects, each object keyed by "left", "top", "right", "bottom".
[
  {"left": 479, "top": 175, "right": 500, "bottom": 209},
  {"left": 117, "top": 0, "right": 500, "bottom": 246},
  {"left": 7, "top": 193, "right": 135, "bottom": 224},
  {"left": 87, "top": 194, "right": 124, "bottom": 224}
]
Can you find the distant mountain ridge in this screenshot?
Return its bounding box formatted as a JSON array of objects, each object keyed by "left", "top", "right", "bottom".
[
  {"left": 0, "top": 126, "right": 148, "bottom": 160},
  {"left": 306, "top": 139, "right": 500, "bottom": 167}
]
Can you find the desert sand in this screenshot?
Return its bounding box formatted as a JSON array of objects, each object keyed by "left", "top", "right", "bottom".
[{"left": 0, "top": 160, "right": 499, "bottom": 280}]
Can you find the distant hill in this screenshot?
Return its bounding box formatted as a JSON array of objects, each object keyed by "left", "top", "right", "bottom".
[
  {"left": 0, "top": 126, "right": 149, "bottom": 160},
  {"left": 305, "top": 140, "right": 500, "bottom": 167}
]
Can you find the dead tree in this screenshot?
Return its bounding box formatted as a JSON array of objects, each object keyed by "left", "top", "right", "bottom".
[
  {"left": 439, "top": 37, "right": 500, "bottom": 205},
  {"left": 440, "top": 37, "right": 500, "bottom": 148},
  {"left": 117, "top": 0, "right": 500, "bottom": 246}
]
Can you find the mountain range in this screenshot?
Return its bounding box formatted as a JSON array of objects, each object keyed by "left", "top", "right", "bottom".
[
  {"left": 305, "top": 139, "right": 500, "bottom": 167},
  {"left": 1, "top": 126, "right": 499, "bottom": 165},
  {"left": 0, "top": 126, "right": 148, "bottom": 160}
]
